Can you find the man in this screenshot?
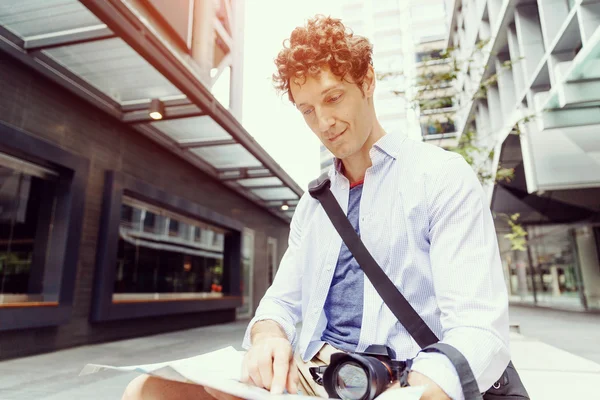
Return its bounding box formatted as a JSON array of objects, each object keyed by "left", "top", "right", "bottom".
[{"left": 122, "top": 15, "right": 510, "bottom": 400}]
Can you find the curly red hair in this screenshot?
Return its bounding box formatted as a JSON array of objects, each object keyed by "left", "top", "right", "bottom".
[{"left": 273, "top": 15, "right": 373, "bottom": 103}]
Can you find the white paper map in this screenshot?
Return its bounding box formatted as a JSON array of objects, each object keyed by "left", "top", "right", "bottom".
[{"left": 80, "top": 346, "right": 425, "bottom": 400}]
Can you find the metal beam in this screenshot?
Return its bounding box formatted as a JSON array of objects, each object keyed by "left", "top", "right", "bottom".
[
  {"left": 24, "top": 25, "right": 115, "bottom": 51},
  {"left": 213, "top": 18, "right": 233, "bottom": 50},
  {"left": 122, "top": 103, "right": 205, "bottom": 124},
  {"left": 0, "top": 25, "right": 122, "bottom": 119},
  {"left": 211, "top": 53, "right": 232, "bottom": 88},
  {"left": 121, "top": 96, "right": 192, "bottom": 112},
  {"left": 557, "top": 79, "right": 600, "bottom": 108},
  {"left": 262, "top": 198, "right": 299, "bottom": 203},
  {"left": 220, "top": 172, "right": 274, "bottom": 181},
  {"left": 218, "top": 166, "right": 269, "bottom": 173},
  {"left": 178, "top": 139, "right": 237, "bottom": 148},
  {"left": 79, "top": 0, "right": 303, "bottom": 201},
  {"left": 540, "top": 107, "right": 600, "bottom": 130},
  {"left": 243, "top": 184, "right": 285, "bottom": 190}
]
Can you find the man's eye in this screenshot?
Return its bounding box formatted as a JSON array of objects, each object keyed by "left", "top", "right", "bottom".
[
  {"left": 328, "top": 95, "right": 341, "bottom": 103},
  {"left": 303, "top": 108, "right": 313, "bottom": 115}
]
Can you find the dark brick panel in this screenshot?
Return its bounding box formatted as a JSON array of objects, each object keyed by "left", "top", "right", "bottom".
[{"left": 0, "top": 53, "right": 291, "bottom": 360}]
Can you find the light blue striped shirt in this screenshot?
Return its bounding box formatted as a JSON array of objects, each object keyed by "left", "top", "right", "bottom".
[{"left": 242, "top": 132, "right": 510, "bottom": 400}]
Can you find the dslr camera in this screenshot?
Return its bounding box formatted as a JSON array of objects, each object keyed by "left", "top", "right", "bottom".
[{"left": 309, "top": 345, "right": 410, "bottom": 400}]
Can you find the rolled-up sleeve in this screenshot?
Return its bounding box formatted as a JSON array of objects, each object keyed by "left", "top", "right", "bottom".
[
  {"left": 410, "top": 155, "right": 510, "bottom": 400},
  {"left": 241, "top": 195, "right": 307, "bottom": 350}
]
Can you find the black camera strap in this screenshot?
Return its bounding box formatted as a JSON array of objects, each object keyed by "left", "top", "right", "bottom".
[
  {"left": 308, "top": 173, "right": 485, "bottom": 400},
  {"left": 308, "top": 173, "right": 439, "bottom": 348}
]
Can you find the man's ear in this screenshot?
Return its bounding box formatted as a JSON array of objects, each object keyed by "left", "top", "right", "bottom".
[{"left": 363, "top": 65, "right": 376, "bottom": 97}]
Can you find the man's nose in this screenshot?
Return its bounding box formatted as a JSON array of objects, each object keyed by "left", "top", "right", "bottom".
[{"left": 316, "top": 109, "right": 335, "bottom": 133}]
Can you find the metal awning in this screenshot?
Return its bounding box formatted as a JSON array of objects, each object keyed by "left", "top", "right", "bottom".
[{"left": 0, "top": 0, "right": 302, "bottom": 221}]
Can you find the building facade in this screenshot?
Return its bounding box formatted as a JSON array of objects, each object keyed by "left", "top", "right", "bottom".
[
  {"left": 446, "top": 0, "right": 600, "bottom": 311},
  {"left": 319, "top": 0, "right": 457, "bottom": 174},
  {"left": 0, "top": 0, "right": 299, "bottom": 360}
]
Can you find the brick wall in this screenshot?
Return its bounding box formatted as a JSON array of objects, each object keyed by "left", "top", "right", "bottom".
[{"left": 0, "top": 53, "right": 291, "bottom": 360}]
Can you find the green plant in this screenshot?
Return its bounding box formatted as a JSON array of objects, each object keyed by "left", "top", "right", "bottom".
[
  {"left": 502, "top": 213, "right": 528, "bottom": 251},
  {"left": 380, "top": 39, "right": 532, "bottom": 250}
]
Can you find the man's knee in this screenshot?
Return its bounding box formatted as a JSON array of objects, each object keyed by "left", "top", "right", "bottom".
[
  {"left": 122, "top": 374, "right": 213, "bottom": 400},
  {"left": 122, "top": 374, "right": 153, "bottom": 400}
]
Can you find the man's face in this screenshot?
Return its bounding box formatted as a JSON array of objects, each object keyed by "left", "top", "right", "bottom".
[{"left": 290, "top": 66, "right": 375, "bottom": 160}]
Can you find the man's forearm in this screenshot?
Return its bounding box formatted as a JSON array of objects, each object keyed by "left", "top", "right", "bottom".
[{"left": 250, "top": 320, "right": 289, "bottom": 344}]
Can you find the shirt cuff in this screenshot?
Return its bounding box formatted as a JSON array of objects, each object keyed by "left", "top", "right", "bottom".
[
  {"left": 410, "top": 352, "right": 465, "bottom": 400},
  {"left": 241, "top": 315, "right": 297, "bottom": 350}
]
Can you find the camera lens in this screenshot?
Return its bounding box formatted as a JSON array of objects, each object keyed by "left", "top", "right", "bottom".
[{"left": 334, "top": 362, "right": 369, "bottom": 400}]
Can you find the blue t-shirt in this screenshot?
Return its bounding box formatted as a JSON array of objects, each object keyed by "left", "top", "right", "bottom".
[{"left": 320, "top": 183, "right": 364, "bottom": 352}]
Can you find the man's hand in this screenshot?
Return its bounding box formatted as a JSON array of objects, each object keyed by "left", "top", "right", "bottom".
[
  {"left": 237, "top": 320, "right": 299, "bottom": 395},
  {"left": 241, "top": 336, "right": 298, "bottom": 394}
]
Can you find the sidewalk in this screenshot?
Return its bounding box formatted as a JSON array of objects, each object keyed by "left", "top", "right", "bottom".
[{"left": 0, "top": 319, "right": 598, "bottom": 399}]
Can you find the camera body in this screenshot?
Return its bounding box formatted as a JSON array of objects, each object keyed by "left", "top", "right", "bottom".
[{"left": 310, "top": 345, "right": 409, "bottom": 400}]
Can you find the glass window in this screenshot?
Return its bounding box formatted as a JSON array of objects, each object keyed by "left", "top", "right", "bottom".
[
  {"left": 0, "top": 152, "right": 59, "bottom": 305},
  {"left": 113, "top": 197, "right": 229, "bottom": 301},
  {"left": 416, "top": 50, "right": 444, "bottom": 62},
  {"left": 501, "top": 224, "right": 586, "bottom": 310},
  {"left": 527, "top": 225, "right": 584, "bottom": 309},
  {"left": 237, "top": 228, "right": 255, "bottom": 319},
  {"left": 421, "top": 119, "right": 456, "bottom": 136},
  {"left": 267, "top": 237, "right": 278, "bottom": 286}
]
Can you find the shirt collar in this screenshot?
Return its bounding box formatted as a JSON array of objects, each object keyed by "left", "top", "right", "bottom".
[
  {"left": 372, "top": 130, "right": 407, "bottom": 160},
  {"left": 331, "top": 131, "right": 407, "bottom": 176}
]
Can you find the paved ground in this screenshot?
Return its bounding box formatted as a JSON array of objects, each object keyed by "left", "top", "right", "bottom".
[
  {"left": 0, "top": 306, "right": 598, "bottom": 400},
  {"left": 0, "top": 320, "right": 249, "bottom": 400},
  {"left": 509, "top": 305, "right": 600, "bottom": 364}
]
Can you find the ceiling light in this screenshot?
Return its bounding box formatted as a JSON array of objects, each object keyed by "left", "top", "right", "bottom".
[
  {"left": 281, "top": 203, "right": 289, "bottom": 211},
  {"left": 149, "top": 99, "right": 164, "bottom": 120}
]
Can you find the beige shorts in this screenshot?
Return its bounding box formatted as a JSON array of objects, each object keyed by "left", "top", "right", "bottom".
[{"left": 294, "top": 343, "right": 343, "bottom": 397}]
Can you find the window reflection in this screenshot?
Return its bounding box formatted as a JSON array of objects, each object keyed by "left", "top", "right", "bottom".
[
  {"left": 113, "top": 197, "right": 228, "bottom": 302},
  {"left": 502, "top": 225, "right": 586, "bottom": 310},
  {"left": 0, "top": 152, "right": 58, "bottom": 305}
]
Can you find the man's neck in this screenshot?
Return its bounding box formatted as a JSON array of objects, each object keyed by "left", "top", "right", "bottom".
[{"left": 341, "top": 124, "right": 386, "bottom": 185}]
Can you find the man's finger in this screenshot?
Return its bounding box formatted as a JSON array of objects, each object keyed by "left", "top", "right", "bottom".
[
  {"left": 286, "top": 359, "right": 299, "bottom": 394},
  {"left": 257, "top": 351, "right": 274, "bottom": 390},
  {"left": 247, "top": 359, "right": 263, "bottom": 389},
  {"left": 270, "top": 347, "right": 291, "bottom": 394},
  {"left": 240, "top": 354, "right": 249, "bottom": 383}
]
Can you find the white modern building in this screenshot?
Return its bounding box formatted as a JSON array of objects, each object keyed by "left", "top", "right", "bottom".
[
  {"left": 446, "top": 0, "right": 600, "bottom": 311},
  {"left": 320, "top": 0, "right": 456, "bottom": 174}
]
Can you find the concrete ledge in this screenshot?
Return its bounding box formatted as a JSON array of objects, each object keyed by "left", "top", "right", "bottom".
[{"left": 510, "top": 332, "right": 600, "bottom": 399}]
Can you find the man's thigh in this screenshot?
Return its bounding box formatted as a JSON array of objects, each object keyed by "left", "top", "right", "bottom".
[{"left": 295, "top": 344, "right": 340, "bottom": 398}]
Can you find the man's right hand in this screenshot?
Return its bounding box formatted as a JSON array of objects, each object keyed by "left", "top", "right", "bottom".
[{"left": 241, "top": 322, "right": 299, "bottom": 395}]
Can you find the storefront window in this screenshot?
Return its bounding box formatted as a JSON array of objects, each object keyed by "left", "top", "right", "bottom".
[
  {"left": 113, "top": 196, "right": 228, "bottom": 302},
  {"left": 528, "top": 225, "right": 584, "bottom": 309},
  {"left": 0, "top": 152, "right": 58, "bottom": 305}
]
